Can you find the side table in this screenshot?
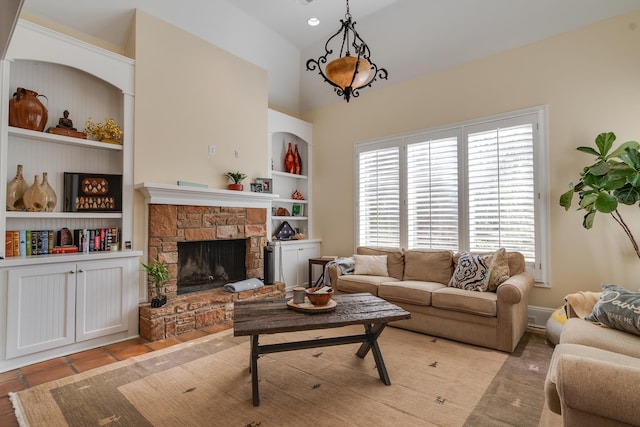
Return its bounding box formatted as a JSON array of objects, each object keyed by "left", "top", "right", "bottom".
[{"left": 308, "top": 257, "right": 335, "bottom": 288}]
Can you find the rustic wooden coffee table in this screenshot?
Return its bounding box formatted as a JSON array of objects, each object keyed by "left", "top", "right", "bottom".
[{"left": 233, "top": 292, "right": 411, "bottom": 406}]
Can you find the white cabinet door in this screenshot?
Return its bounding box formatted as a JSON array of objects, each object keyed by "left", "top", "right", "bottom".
[
  {"left": 275, "top": 241, "right": 321, "bottom": 293},
  {"left": 6, "top": 263, "right": 76, "bottom": 359},
  {"left": 75, "top": 259, "right": 128, "bottom": 342},
  {"left": 280, "top": 244, "right": 302, "bottom": 292}
]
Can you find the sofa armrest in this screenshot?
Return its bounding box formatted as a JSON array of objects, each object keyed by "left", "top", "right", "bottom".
[
  {"left": 496, "top": 272, "right": 533, "bottom": 305},
  {"left": 327, "top": 263, "right": 341, "bottom": 287},
  {"left": 557, "top": 352, "right": 640, "bottom": 425}
]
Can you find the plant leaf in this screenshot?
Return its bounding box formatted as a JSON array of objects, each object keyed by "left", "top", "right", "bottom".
[
  {"left": 579, "top": 192, "right": 597, "bottom": 210},
  {"left": 609, "top": 141, "right": 640, "bottom": 159},
  {"left": 619, "top": 147, "right": 640, "bottom": 169},
  {"left": 595, "top": 132, "right": 616, "bottom": 157},
  {"left": 602, "top": 177, "right": 627, "bottom": 191},
  {"left": 614, "top": 185, "right": 640, "bottom": 205},
  {"left": 583, "top": 210, "right": 595, "bottom": 229},
  {"left": 594, "top": 192, "right": 618, "bottom": 213},
  {"left": 559, "top": 189, "right": 574, "bottom": 210},
  {"left": 582, "top": 173, "right": 608, "bottom": 189},
  {"left": 576, "top": 146, "right": 600, "bottom": 156},
  {"left": 588, "top": 161, "right": 610, "bottom": 176}
]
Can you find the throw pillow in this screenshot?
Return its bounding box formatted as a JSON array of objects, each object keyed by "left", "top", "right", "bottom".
[
  {"left": 486, "top": 248, "right": 510, "bottom": 292},
  {"left": 353, "top": 255, "right": 389, "bottom": 277},
  {"left": 448, "top": 251, "right": 489, "bottom": 291},
  {"left": 585, "top": 284, "right": 640, "bottom": 336}
]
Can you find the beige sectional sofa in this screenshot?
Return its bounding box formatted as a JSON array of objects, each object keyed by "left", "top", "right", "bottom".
[
  {"left": 545, "top": 309, "right": 640, "bottom": 426},
  {"left": 328, "top": 246, "right": 534, "bottom": 352}
]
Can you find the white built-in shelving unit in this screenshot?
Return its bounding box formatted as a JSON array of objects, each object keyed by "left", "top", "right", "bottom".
[
  {"left": 267, "top": 109, "right": 321, "bottom": 293},
  {"left": 0, "top": 20, "right": 141, "bottom": 373}
]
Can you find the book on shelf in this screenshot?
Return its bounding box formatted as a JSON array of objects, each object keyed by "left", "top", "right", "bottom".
[
  {"left": 19, "top": 230, "right": 26, "bottom": 257},
  {"left": 5, "top": 231, "right": 13, "bottom": 257},
  {"left": 52, "top": 245, "right": 79, "bottom": 254}
]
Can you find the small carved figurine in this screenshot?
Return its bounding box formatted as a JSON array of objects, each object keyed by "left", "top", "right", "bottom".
[{"left": 56, "top": 110, "right": 77, "bottom": 131}]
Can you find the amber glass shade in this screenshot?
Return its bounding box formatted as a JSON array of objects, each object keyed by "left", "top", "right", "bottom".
[{"left": 325, "top": 56, "right": 371, "bottom": 89}]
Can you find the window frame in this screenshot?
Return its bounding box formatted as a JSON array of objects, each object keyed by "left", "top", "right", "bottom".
[{"left": 354, "top": 106, "right": 550, "bottom": 286}]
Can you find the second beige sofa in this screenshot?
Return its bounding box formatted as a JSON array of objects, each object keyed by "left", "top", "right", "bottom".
[{"left": 329, "top": 246, "right": 534, "bottom": 352}]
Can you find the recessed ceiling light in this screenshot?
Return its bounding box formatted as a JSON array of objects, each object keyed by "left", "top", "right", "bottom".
[{"left": 307, "top": 17, "right": 320, "bottom": 26}]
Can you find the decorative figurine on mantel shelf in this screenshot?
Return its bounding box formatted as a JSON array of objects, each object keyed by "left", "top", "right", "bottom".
[
  {"left": 47, "top": 110, "right": 87, "bottom": 139},
  {"left": 292, "top": 189, "right": 305, "bottom": 200}
]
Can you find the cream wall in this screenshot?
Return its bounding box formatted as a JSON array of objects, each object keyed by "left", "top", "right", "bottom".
[
  {"left": 305, "top": 11, "right": 640, "bottom": 310},
  {"left": 131, "top": 11, "right": 268, "bottom": 296}
]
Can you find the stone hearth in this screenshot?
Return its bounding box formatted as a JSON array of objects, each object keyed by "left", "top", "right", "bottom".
[{"left": 139, "top": 283, "right": 284, "bottom": 341}]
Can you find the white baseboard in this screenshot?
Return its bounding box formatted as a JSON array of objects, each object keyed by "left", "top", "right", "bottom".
[{"left": 527, "top": 305, "right": 555, "bottom": 329}]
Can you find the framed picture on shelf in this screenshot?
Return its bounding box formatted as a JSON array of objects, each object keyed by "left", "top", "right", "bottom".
[
  {"left": 292, "top": 204, "right": 302, "bottom": 217},
  {"left": 250, "top": 183, "right": 263, "bottom": 193},
  {"left": 63, "top": 172, "right": 122, "bottom": 212},
  {"left": 256, "top": 177, "right": 272, "bottom": 193}
]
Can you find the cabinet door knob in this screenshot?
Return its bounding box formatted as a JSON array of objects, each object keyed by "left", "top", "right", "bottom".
[
  {"left": 69, "top": 270, "right": 75, "bottom": 274},
  {"left": 77, "top": 269, "right": 84, "bottom": 273}
]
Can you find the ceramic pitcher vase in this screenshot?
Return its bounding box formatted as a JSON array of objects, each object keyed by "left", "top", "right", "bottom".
[
  {"left": 41, "top": 172, "right": 57, "bottom": 212},
  {"left": 6, "top": 164, "right": 29, "bottom": 211},
  {"left": 8, "top": 87, "right": 48, "bottom": 132},
  {"left": 23, "top": 175, "right": 48, "bottom": 212}
]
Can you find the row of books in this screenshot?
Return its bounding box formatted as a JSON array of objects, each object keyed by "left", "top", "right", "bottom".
[{"left": 4, "top": 227, "right": 121, "bottom": 258}]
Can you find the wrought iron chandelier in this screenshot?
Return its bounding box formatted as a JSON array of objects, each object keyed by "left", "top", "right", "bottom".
[{"left": 306, "top": 0, "right": 388, "bottom": 102}]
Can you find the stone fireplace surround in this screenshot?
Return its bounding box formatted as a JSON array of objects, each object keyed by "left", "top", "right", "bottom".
[{"left": 136, "top": 183, "right": 285, "bottom": 341}]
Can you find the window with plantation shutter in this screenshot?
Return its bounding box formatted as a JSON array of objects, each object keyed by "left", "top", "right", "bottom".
[
  {"left": 466, "top": 120, "right": 536, "bottom": 264},
  {"left": 355, "top": 106, "right": 549, "bottom": 284},
  {"left": 358, "top": 146, "right": 400, "bottom": 246},
  {"left": 407, "top": 135, "right": 459, "bottom": 249}
]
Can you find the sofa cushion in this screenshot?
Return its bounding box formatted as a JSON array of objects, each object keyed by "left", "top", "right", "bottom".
[
  {"left": 449, "top": 251, "right": 490, "bottom": 291},
  {"left": 432, "top": 287, "right": 497, "bottom": 317},
  {"left": 357, "top": 247, "right": 405, "bottom": 280},
  {"left": 378, "top": 281, "right": 446, "bottom": 306},
  {"left": 561, "top": 317, "right": 640, "bottom": 359},
  {"left": 403, "top": 249, "right": 453, "bottom": 285},
  {"left": 584, "top": 284, "right": 640, "bottom": 337},
  {"left": 453, "top": 250, "right": 525, "bottom": 277},
  {"left": 486, "top": 248, "right": 510, "bottom": 291},
  {"left": 353, "top": 254, "right": 389, "bottom": 276},
  {"left": 336, "top": 275, "right": 399, "bottom": 296}
]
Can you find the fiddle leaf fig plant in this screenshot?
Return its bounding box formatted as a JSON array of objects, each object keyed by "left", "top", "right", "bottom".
[{"left": 560, "top": 132, "right": 640, "bottom": 259}]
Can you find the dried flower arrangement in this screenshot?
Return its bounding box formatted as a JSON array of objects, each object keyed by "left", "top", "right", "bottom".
[{"left": 84, "top": 118, "right": 123, "bottom": 144}]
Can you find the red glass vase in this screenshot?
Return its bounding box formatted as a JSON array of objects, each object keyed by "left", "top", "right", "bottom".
[{"left": 284, "top": 142, "right": 295, "bottom": 174}]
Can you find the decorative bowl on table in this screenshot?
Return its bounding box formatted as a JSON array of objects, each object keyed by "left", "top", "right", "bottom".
[{"left": 305, "top": 287, "right": 334, "bottom": 306}]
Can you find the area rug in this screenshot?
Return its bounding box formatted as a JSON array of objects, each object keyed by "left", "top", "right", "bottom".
[{"left": 11, "top": 326, "right": 561, "bottom": 426}]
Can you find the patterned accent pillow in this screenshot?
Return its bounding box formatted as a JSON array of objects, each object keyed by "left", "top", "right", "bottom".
[
  {"left": 486, "top": 248, "right": 510, "bottom": 292},
  {"left": 448, "top": 251, "right": 489, "bottom": 291},
  {"left": 353, "top": 255, "right": 389, "bottom": 276},
  {"left": 585, "top": 284, "right": 640, "bottom": 336}
]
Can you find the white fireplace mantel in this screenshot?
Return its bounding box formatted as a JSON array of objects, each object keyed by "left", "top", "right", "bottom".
[{"left": 135, "top": 182, "right": 279, "bottom": 209}]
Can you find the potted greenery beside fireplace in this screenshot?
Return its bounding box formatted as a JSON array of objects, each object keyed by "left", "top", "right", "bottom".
[{"left": 142, "top": 258, "right": 171, "bottom": 307}]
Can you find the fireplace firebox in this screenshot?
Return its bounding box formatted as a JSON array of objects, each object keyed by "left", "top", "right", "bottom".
[{"left": 177, "top": 239, "right": 246, "bottom": 295}]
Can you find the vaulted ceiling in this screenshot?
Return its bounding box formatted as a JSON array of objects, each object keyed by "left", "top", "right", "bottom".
[{"left": 19, "top": 0, "right": 640, "bottom": 112}]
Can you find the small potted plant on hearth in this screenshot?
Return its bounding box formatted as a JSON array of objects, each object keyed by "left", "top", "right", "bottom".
[
  {"left": 142, "top": 258, "right": 171, "bottom": 307},
  {"left": 225, "top": 171, "right": 247, "bottom": 191}
]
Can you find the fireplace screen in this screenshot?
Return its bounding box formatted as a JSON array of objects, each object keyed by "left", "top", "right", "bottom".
[{"left": 177, "top": 239, "right": 247, "bottom": 295}]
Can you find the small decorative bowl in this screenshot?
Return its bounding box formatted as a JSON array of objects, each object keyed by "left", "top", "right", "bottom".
[{"left": 305, "top": 287, "right": 334, "bottom": 306}]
